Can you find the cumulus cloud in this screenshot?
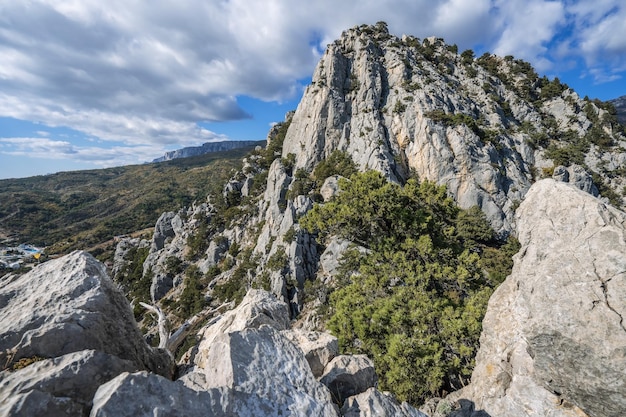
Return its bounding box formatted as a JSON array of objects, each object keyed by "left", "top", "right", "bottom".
[
  {"left": 568, "top": 1, "right": 626, "bottom": 81},
  {"left": 0, "top": 0, "right": 623, "bottom": 160},
  {"left": 491, "top": 0, "right": 566, "bottom": 71},
  {"left": 0, "top": 137, "right": 164, "bottom": 167}
]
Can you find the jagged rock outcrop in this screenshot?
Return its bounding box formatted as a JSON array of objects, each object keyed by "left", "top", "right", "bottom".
[
  {"left": 0, "top": 251, "right": 172, "bottom": 376},
  {"left": 152, "top": 140, "right": 264, "bottom": 162},
  {"left": 0, "top": 350, "right": 137, "bottom": 416},
  {"left": 280, "top": 24, "right": 625, "bottom": 234},
  {"left": 0, "top": 251, "right": 174, "bottom": 416},
  {"left": 447, "top": 179, "right": 626, "bottom": 417}
]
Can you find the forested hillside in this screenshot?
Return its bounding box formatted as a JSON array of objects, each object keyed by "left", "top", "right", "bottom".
[{"left": 0, "top": 146, "right": 258, "bottom": 255}]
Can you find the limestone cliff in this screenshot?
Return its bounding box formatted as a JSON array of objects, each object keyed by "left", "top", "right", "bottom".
[{"left": 283, "top": 23, "right": 625, "bottom": 234}]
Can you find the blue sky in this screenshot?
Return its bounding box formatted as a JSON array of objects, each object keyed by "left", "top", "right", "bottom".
[{"left": 0, "top": 0, "right": 625, "bottom": 179}]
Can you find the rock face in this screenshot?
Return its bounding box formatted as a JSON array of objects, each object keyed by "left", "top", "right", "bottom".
[
  {"left": 281, "top": 24, "right": 625, "bottom": 234},
  {"left": 0, "top": 251, "right": 173, "bottom": 416},
  {"left": 0, "top": 251, "right": 172, "bottom": 376},
  {"left": 448, "top": 179, "right": 626, "bottom": 417}
]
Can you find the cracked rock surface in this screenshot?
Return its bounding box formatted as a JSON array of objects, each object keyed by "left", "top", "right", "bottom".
[{"left": 447, "top": 179, "right": 626, "bottom": 417}]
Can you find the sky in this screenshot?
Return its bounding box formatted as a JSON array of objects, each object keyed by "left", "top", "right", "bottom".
[{"left": 0, "top": 1, "right": 625, "bottom": 179}]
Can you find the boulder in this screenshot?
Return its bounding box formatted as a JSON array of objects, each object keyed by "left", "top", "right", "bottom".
[
  {"left": 320, "top": 355, "right": 378, "bottom": 405},
  {"left": 90, "top": 371, "right": 277, "bottom": 417},
  {"left": 283, "top": 329, "right": 339, "bottom": 377},
  {"left": 181, "top": 325, "right": 338, "bottom": 417},
  {"left": 552, "top": 164, "right": 599, "bottom": 196},
  {"left": 0, "top": 251, "right": 173, "bottom": 377},
  {"left": 189, "top": 289, "right": 291, "bottom": 369},
  {"left": 447, "top": 179, "right": 626, "bottom": 417},
  {"left": 342, "top": 387, "right": 427, "bottom": 417},
  {"left": 320, "top": 175, "right": 342, "bottom": 201},
  {"left": 0, "top": 350, "right": 137, "bottom": 417}
]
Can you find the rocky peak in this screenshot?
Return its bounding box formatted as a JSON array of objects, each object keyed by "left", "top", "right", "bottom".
[{"left": 282, "top": 23, "right": 625, "bottom": 234}]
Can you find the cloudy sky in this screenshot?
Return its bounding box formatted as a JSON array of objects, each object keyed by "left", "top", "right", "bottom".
[{"left": 1, "top": 0, "right": 625, "bottom": 179}]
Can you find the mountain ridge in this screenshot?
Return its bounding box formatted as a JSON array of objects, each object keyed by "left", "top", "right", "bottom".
[{"left": 152, "top": 140, "right": 265, "bottom": 162}]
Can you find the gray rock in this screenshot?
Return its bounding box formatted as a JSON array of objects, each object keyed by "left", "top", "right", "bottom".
[
  {"left": 282, "top": 329, "right": 339, "bottom": 378},
  {"left": 0, "top": 350, "right": 137, "bottom": 416},
  {"left": 111, "top": 237, "right": 148, "bottom": 278},
  {"left": 182, "top": 325, "right": 338, "bottom": 417},
  {"left": 342, "top": 388, "right": 427, "bottom": 417},
  {"left": 0, "top": 390, "right": 84, "bottom": 417},
  {"left": 198, "top": 237, "right": 229, "bottom": 274},
  {"left": 320, "top": 175, "right": 342, "bottom": 202},
  {"left": 320, "top": 355, "right": 378, "bottom": 405},
  {"left": 0, "top": 251, "right": 173, "bottom": 377},
  {"left": 552, "top": 164, "right": 599, "bottom": 196},
  {"left": 189, "top": 289, "right": 291, "bottom": 369},
  {"left": 151, "top": 212, "right": 176, "bottom": 251},
  {"left": 448, "top": 179, "right": 626, "bottom": 417},
  {"left": 90, "top": 371, "right": 279, "bottom": 417}
]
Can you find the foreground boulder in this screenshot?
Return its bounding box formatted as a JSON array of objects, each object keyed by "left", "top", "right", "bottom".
[
  {"left": 180, "top": 289, "right": 339, "bottom": 416},
  {"left": 0, "top": 350, "right": 137, "bottom": 416},
  {"left": 342, "top": 388, "right": 427, "bottom": 417},
  {"left": 90, "top": 371, "right": 278, "bottom": 417},
  {"left": 0, "top": 251, "right": 172, "bottom": 377},
  {"left": 447, "top": 179, "right": 626, "bottom": 417},
  {"left": 0, "top": 251, "right": 173, "bottom": 416}
]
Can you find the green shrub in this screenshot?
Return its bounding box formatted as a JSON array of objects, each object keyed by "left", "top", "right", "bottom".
[
  {"left": 176, "top": 265, "right": 208, "bottom": 319},
  {"left": 301, "top": 171, "right": 517, "bottom": 404},
  {"left": 312, "top": 150, "right": 357, "bottom": 184}
]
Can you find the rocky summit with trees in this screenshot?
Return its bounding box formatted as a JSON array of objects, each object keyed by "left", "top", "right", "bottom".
[{"left": 2, "top": 23, "right": 626, "bottom": 417}]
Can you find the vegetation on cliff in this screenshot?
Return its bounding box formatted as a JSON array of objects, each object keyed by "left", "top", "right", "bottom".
[{"left": 302, "top": 171, "right": 519, "bottom": 403}]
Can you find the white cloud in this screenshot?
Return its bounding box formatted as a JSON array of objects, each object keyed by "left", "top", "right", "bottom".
[
  {"left": 0, "top": 137, "right": 165, "bottom": 167},
  {"left": 570, "top": 2, "right": 626, "bottom": 79},
  {"left": 491, "top": 0, "right": 566, "bottom": 71}
]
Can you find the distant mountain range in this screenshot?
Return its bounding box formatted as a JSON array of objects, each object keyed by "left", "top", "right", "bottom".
[
  {"left": 609, "top": 95, "right": 626, "bottom": 125},
  {"left": 152, "top": 140, "right": 265, "bottom": 162}
]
